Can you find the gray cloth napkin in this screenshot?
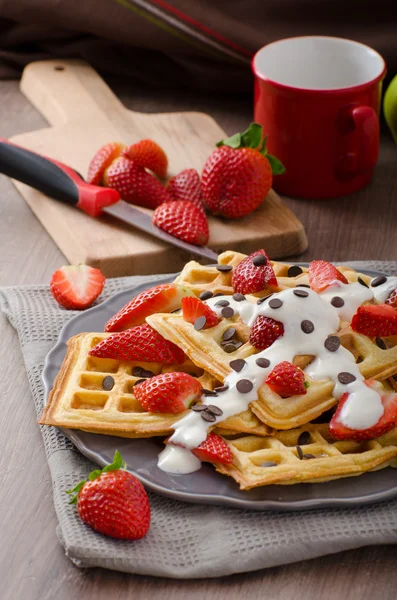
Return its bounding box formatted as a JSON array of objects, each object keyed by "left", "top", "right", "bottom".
[{"left": 1, "top": 261, "right": 397, "bottom": 579}]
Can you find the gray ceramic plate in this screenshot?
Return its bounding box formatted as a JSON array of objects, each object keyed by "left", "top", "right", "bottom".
[{"left": 42, "top": 267, "right": 397, "bottom": 511}]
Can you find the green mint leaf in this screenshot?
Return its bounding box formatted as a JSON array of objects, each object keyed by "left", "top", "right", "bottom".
[
  {"left": 266, "top": 154, "right": 286, "bottom": 175},
  {"left": 216, "top": 132, "right": 241, "bottom": 149},
  {"left": 241, "top": 123, "right": 263, "bottom": 148}
]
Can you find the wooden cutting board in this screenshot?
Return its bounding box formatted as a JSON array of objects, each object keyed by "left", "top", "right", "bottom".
[{"left": 9, "top": 60, "right": 307, "bottom": 277}]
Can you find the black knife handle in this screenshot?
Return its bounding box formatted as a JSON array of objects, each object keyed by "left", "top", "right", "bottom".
[{"left": 0, "top": 138, "right": 120, "bottom": 216}]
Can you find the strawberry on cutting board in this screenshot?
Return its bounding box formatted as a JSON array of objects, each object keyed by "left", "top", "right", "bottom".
[
  {"left": 266, "top": 361, "right": 307, "bottom": 397},
  {"left": 192, "top": 432, "right": 233, "bottom": 465},
  {"left": 249, "top": 315, "right": 284, "bottom": 350},
  {"left": 87, "top": 142, "right": 125, "bottom": 185},
  {"left": 105, "top": 283, "right": 195, "bottom": 332},
  {"left": 308, "top": 260, "right": 348, "bottom": 293},
  {"left": 50, "top": 265, "right": 105, "bottom": 310},
  {"left": 166, "top": 168, "right": 204, "bottom": 212},
  {"left": 134, "top": 372, "right": 202, "bottom": 413},
  {"left": 181, "top": 297, "right": 219, "bottom": 329},
  {"left": 122, "top": 139, "right": 168, "bottom": 179},
  {"left": 232, "top": 249, "right": 277, "bottom": 294},
  {"left": 351, "top": 303, "right": 397, "bottom": 336},
  {"left": 66, "top": 450, "right": 150, "bottom": 540},
  {"left": 152, "top": 200, "right": 209, "bottom": 246}
]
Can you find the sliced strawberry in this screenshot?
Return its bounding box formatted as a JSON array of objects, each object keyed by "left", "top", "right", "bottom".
[
  {"left": 249, "top": 315, "right": 284, "bottom": 350},
  {"left": 134, "top": 372, "right": 202, "bottom": 413},
  {"left": 385, "top": 288, "right": 397, "bottom": 309},
  {"left": 231, "top": 250, "right": 277, "bottom": 294},
  {"left": 87, "top": 142, "right": 125, "bottom": 185},
  {"left": 105, "top": 283, "right": 195, "bottom": 332},
  {"left": 181, "top": 297, "right": 219, "bottom": 329},
  {"left": 308, "top": 260, "right": 348, "bottom": 293},
  {"left": 122, "top": 140, "right": 168, "bottom": 179},
  {"left": 166, "top": 168, "right": 204, "bottom": 212},
  {"left": 50, "top": 265, "right": 105, "bottom": 310},
  {"left": 329, "top": 381, "right": 397, "bottom": 441},
  {"left": 152, "top": 200, "right": 209, "bottom": 246},
  {"left": 351, "top": 303, "right": 397, "bottom": 337},
  {"left": 89, "top": 324, "right": 185, "bottom": 364},
  {"left": 193, "top": 432, "right": 233, "bottom": 465},
  {"left": 266, "top": 361, "right": 307, "bottom": 397}
]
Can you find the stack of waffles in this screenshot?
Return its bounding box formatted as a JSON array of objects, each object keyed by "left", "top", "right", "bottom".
[{"left": 40, "top": 251, "right": 397, "bottom": 489}]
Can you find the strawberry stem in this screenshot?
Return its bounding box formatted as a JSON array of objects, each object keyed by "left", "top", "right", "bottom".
[{"left": 65, "top": 450, "right": 126, "bottom": 504}]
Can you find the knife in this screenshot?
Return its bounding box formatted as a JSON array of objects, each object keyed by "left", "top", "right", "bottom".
[{"left": 0, "top": 138, "right": 218, "bottom": 263}]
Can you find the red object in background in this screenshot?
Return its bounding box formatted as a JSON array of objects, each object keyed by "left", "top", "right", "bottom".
[{"left": 252, "top": 36, "right": 386, "bottom": 199}]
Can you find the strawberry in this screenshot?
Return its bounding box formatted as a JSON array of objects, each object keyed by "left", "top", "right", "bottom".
[
  {"left": 87, "top": 142, "right": 125, "bottom": 185},
  {"left": 192, "top": 432, "right": 233, "bottom": 465},
  {"left": 104, "top": 156, "right": 172, "bottom": 209},
  {"left": 105, "top": 283, "right": 195, "bottom": 332},
  {"left": 231, "top": 249, "right": 277, "bottom": 294},
  {"left": 134, "top": 372, "right": 202, "bottom": 413},
  {"left": 249, "top": 315, "right": 284, "bottom": 350},
  {"left": 351, "top": 303, "right": 397, "bottom": 337},
  {"left": 50, "top": 265, "right": 105, "bottom": 310},
  {"left": 385, "top": 288, "right": 397, "bottom": 309},
  {"left": 66, "top": 451, "right": 150, "bottom": 540},
  {"left": 122, "top": 139, "right": 168, "bottom": 179},
  {"left": 166, "top": 169, "right": 204, "bottom": 212},
  {"left": 201, "top": 123, "right": 285, "bottom": 219},
  {"left": 89, "top": 323, "right": 185, "bottom": 364},
  {"left": 308, "top": 260, "right": 348, "bottom": 293},
  {"left": 152, "top": 200, "right": 209, "bottom": 246},
  {"left": 181, "top": 296, "right": 219, "bottom": 329},
  {"left": 329, "top": 381, "right": 397, "bottom": 441},
  {"left": 266, "top": 361, "right": 307, "bottom": 397}
]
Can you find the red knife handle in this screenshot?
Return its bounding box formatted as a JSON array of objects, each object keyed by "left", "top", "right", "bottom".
[{"left": 0, "top": 138, "right": 120, "bottom": 216}]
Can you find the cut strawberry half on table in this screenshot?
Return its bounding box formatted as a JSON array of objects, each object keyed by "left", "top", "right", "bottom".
[
  {"left": 249, "top": 315, "right": 284, "bottom": 350},
  {"left": 181, "top": 297, "right": 219, "bottom": 329},
  {"left": 89, "top": 323, "right": 185, "bottom": 364},
  {"left": 134, "top": 372, "right": 202, "bottom": 413},
  {"left": 193, "top": 432, "right": 233, "bottom": 465},
  {"left": 87, "top": 142, "right": 125, "bottom": 185},
  {"left": 329, "top": 381, "right": 397, "bottom": 441},
  {"left": 166, "top": 168, "right": 204, "bottom": 212},
  {"left": 351, "top": 303, "right": 397, "bottom": 336},
  {"left": 232, "top": 249, "right": 277, "bottom": 294},
  {"left": 308, "top": 260, "right": 348, "bottom": 293},
  {"left": 122, "top": 139, "right": 168, "bottom": 179},
  {"left": 266, "top": 361, "right": 307, "bottom": 397},
  {"left": 105, "top": 283, "right": 195, "bottom": 332},
  {"left": 152, "top": 200, "right": 209, "bottom": 246},
  {"left": 50, "top": 265, "right": 105, "bottom": 310}
]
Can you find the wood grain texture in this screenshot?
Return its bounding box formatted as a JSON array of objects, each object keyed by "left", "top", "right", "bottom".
[{"left": 1, "top": 79, "right": 397, "bottom": 600}]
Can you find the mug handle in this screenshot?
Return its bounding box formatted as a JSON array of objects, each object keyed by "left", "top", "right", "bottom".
[{"left": 336, "top": 105, "right": 379, "bottom": 178}]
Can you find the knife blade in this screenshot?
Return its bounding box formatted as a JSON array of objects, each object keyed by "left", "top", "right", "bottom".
[{"left": 0, "top": 138, "right": 219, "bottom": 263}]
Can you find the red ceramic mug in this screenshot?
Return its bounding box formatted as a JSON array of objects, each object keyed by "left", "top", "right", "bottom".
[{"left": 252, "top": 36, "right": 386, "bottom": 198}]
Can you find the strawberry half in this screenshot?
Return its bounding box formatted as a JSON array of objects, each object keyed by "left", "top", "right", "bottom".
[
  {"left": 89, "top": 323, "right": 185, "bottom": 364},
  {"left": 329, "top": 381, "right": 397, "bottom": 441},
  {"left": 351, "top": 303, "right": 397, "bottom": 337},
  {"left": 249, "top": 315, "right": 284, "bottom": 350},
  {"left": 385, "top": 288, "right": 397, "bottom": 309},
  {"left": 166, "top": 168, "right": 204, "bottom": 212},
  {"left": 50, "top": 265, "right": 105, "bottom": 310},
  {"left": 193, "top": 432, "right": 233, "bottom": 465},
  {"left": 152, "top": 200, "right": 209, "bottom": 246},
  {"left": 232, "top": 250, "right": 277, "bottom": 294},
  {"left": 181, "top": 297, "right": 219, "bottom": 329},
  {"left": 266, "top": 361, "right": 307, "bottom": 397},
  {"left": 134, "top": 372, "right": 202, "bottom": 413},
  {"left": 122, "top": 139, "right": 168, "bottom": 179},
  {"left": 87, "top": 142, "right": 125, "bottom": 185},
  {"left": 105, "top": 283, "right": 195, "bottom": 332},
  {"left": 308, "top": 260, "right": 348, "bottom": 293}
]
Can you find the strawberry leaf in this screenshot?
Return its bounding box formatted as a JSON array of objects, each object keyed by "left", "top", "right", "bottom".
[
  {"left": 266, "top": 154, "right": 286, "bottom": 175},
  {"left": 102, "top": 450, "right": 125, "bottom": 472},
  {"left": 88, "top": 470, "right": 102, "bottom": 481},
  {"left": 65, "top": 451, "right": 126, "bottom": 504},
  {"left": 216, "top": 132, "right": 241, "bottom": 149},
  {"left": 240, "top": 123, "right": 263, "bottom": 149},
  {"left": 65, "top": 480, "right": 86, "bottom": 504}
]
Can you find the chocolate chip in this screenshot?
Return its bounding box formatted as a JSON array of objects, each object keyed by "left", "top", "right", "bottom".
[
  {"left": 302, "top": 453, "right": 316, "bottom": 460},
  {"left": 102, "top": 375, "right": 115, "bottom": 391},
  {"left": 324, "top": 336, "right": 340, "bottom": 352},
  {"left": 296, "top": 445, "right": 304, "bottom": 459},
  {"left": 331, "top": 296, "right": 344, "bottom": 308},
  {"left": 288, "top": 265, "right": 303, "bottom": 277},
  {"left": 206, "top": 405, "right": 223, "bottom": 416},
  {"left": 223, "top": 343, "right": 238, "bottom": 353},
  {"left": 216, "top": 264, "right": 233, "bottom": 272},
  {"left": 234, "top": 341, "right": 243, "bottom": 350},
  {"left": 201, "top": 411, "right": 217, "bottom": 422},
  {"left": 194, "top": 316, "right": 207, "bottom": 330},
  {"left": 222, "top": 327, "right": 236, "bottom": 341},
  {"left": 133, "top": 378, "right": 146, "bottom": 387},
  {"left": 298, "top": 431, "right": 311, "bottom": 445},
  {"left": 256, "top": 357, "right": 270, "bottom": 368},
  {"left": 233, "top": 293, "right": 246, "bottom": 302},
  {"left": 376, "top": 336, "right": 387, "bottom": 350},
  {"left": 202, "top": 388, "right": 218, "bottom": 397},
  {"left": 236, "top": 379, "right": 254, "bottom": 393},
  {"left": 296, "top": 284, "right": 310, "bottom": 288},
  {"left": 252, "top": 254, "right": 268, "bottom": 267},
  {"left": 133, "top": 366, "right": 145, "bottom": 377},
  {"left": 200, "top": 290, "right": 213, "bottom": 301},
  {"left": 215, "top": 299, "right": 230, "bottom": 307},
  {"left": 301, "top": 320, "right": 314, "bottom": 334},
  {"left": 213, "top": 293, "right": 223, "bottom": 297},
  {"left": 338, "top": 372, "right": 357, "bottom": 384},
  {"left": 229, "top": 359, "right": 246, "bottom": 372},
  {"left": 191, "top": 404, "right": 207, "bottom": 412},
  {"left": 371, "top": 275, "right": 387, "bottom": 287},
  {"left": 260, "top": 461, "right": 277, "bottom": 468},
  {"left": 293, "top": 289, "right": 309, "bottom": 298},
  {"left": 269, "top": 298, "right": 283, "bottom": 309},
  {"left": 257, "top": 296, "right": 271, "bottom": 305},
  {"left": 214, "top": 385, "right": 229, "bottom": 392},
  {"left": 357, "top": 276, "right": 369, "bottom": 288},
  {"left": 221, "top": 306, "right": 235, "bottom": 318}
]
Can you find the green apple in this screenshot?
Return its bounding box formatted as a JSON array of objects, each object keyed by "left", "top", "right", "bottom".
[{"left": 383, "top": 74, "right": 397, "bottom": 144}]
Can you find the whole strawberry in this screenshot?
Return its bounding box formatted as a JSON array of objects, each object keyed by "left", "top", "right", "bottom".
[
  {"left": 66, "top": 451, "right": 150, "bottom": 540},
  {"left": 201, "top": 123, "right": 285, "bottom": 219},
  {"left": 152, "top": 200, "right": 209, "bottom": 246}
]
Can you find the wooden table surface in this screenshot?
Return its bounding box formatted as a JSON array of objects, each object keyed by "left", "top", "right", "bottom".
[{"left": 1, "top": 78, "right": 396, "bottom": 600}]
